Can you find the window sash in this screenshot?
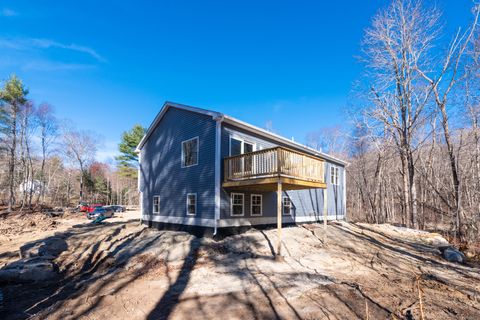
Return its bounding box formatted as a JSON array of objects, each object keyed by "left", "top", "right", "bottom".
[
  {"left": 283, "top": 197, "right": 291, "bottom": 215},
  {"left": 251, "top": 194, "right": 262, "bottom": 216},
  {"left": 231, "top": 193, "right": 244, "bottom": 216},
  {"left": 186, "top": 193, "right": 196, "bottom": 215},
  {"left": 182, "top": 137, "right": 199, "bottom": 167},
  {"left": 153, "top": 196, "right": 160, "bottom": 214},
  {"left": 331, "top": 166, "right": 340, "bottom": 185}
]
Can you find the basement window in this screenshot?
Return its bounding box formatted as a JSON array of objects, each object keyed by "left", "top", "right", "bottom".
[
  {"left": 186, "top": 193, "right": 197, "bottom": 216},
  {"left": 153, "top": 196, "right": 160, "bottom": 214},
  {"left": 283, "top": 197, "right": 292, "bottom": 215},
  {"left": 182, "top": 137, "right": 199, "bottom": 167},
  {"left": 251, "top": 194, "right": 263, "bottom": 216},
  {"left": 231, "top": 193, "right": 245, "bottom": 216}
]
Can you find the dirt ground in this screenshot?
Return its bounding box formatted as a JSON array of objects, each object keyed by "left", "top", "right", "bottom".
[{"left": 1, "top": 211, "right": 480, "bottom": 320}]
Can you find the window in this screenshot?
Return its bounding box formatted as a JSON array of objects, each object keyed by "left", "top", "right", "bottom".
[
  {"left": 230, "top": 136, "right": 255, "bottom": 172},
  {"left": 251, "top": 194, "right": 263, "bottom": 216},
  {"left": 186, "top": 193, "right": 197, "bottom": 216},
  {"left": 231, "top": 193, "right": 244, "bottom": 216},
  {"left": 230, "top": 138, "right": 243, "bottom": 156},
  {"left": 229, "top": 136, "right": 255, "bottom": 156},
  {"left": 283, "top": 197, "right": 292, "bottom": 215},
  {"left": 330, "top": 166, "right": 339, "bottom": 185},
  {"left": 181, "top": 137, "right": 199, "bottom": 167},
  {"left": 153, "top": 196, "right": 160, "bottom": 214}
]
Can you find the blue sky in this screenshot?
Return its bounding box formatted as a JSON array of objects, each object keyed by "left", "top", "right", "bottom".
[{"left": 0, "top": 0, "right": 473, "bottom": 162}]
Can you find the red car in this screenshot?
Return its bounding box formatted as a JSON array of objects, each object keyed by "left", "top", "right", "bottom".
[
  {"left": 78, "top": 202, "right": 90, "bottom": 212},
  {"left": 86, "top": 204, "right": 105, "bottom": 213}
]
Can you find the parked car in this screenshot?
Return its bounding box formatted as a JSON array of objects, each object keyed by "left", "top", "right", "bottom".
[
  {"left": 87, "top": 206, "right": 114, "bottom": 220},
  {"left": 86, "top": 204, "right": 105, "bottom": 213},
  {"left": 107, "top": 205, "right": 126, "bottom": 213},
  {"left": 77, "top": 202, "right": 90, "bottom": 212}
]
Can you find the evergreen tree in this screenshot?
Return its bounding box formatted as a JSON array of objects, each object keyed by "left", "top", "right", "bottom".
[
  {"left": 116, "top": 124, "right": 145, "bottom": 178},
  {"left": 0, "top": 75, "right": 28, "bottom": 211}
]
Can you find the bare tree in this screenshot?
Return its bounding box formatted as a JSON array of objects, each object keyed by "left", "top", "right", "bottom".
[
  {"left": 360, "top": 0, "right": 440, "bottom": 228},
  {"left": 35, "top": 103, "right": 58, "bottom": 204},
  {"left": 415, "top": 4, "right": 480, "bottom": 237},
  {"left": 306, "top": 126, "right": 348, "bottom": 157},
  {"left": 18, "top": 101, "right": 36, "bottom": 209},
  {"left": 62, "top": 128, "right": 98, "bottom": 203}
]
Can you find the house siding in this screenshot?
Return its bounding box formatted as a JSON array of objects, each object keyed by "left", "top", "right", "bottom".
[
  {"left": 140, "top": 107, "right": 216, "bottom": 225},
  {"left": 220, "top": 123, "right": 345, "bottom": 226}
]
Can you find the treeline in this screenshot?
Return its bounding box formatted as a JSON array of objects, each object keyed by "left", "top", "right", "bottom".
[
  {"left": 309, "top": 0, "right": 480, "bottom": 243},
  {"left": 0, "top": 75, "right": 144, "bottom": 211}
]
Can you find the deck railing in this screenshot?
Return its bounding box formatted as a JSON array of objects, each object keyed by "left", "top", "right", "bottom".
[{"left": 224, "top": 146, "right": 325, "bottom": 183}]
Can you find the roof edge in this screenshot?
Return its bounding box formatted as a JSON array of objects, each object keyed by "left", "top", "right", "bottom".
[
  {"left": 136, "top": 101, "right": 222, "bottom": 151},
  {"left": 222, "top": 115, "right": 349, "bottom": 166},
  {"left": 136, "top": 101, "right": 349, "bottom": 166}
]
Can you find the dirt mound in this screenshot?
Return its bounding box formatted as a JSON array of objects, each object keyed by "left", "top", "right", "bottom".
[
  {"left": 0, "top": 212, "right": 61, "bottom": 237},
  {"left": 0, "top": 215, "right": 479, "bottom": 320}
]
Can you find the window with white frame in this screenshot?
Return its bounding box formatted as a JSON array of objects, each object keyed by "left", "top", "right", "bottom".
[
  {"left": 251, "top": 194, "right": 263, "bottom": 216},
  {"left": 330, "top": 166, "right": 339, "bottom": 185},
  {"left": 229, "top": 136, "right": 255, "bottom": 156},
  {"left": 153, "top": 196, "right": 160, "bottom": 214},
  {"left": 231, "top": 193, "right": 244, "bottom": 216},
  {"left": 181, "top": 137, "right": 199, "bottom": 167},
  {"left": 186, "top": 193, "right": 197, "bottom": 216},
  {"left": 283, "top": 196, "right": 292, "bottom": 215}
]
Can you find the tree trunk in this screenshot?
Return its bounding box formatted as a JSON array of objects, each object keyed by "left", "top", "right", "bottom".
[
  {"left": 440, "top": 102, "right": 462, "bottom": 238},
  {"left": 7, "top": 105, "right": 17, "bottom": 212},
  {"left": 401, "top": 153, "right": 410, "bottom": 227}
]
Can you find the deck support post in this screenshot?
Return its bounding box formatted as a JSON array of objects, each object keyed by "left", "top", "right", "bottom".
[{"left": 276, "top": 180, "right": 284, "bottom": 260}]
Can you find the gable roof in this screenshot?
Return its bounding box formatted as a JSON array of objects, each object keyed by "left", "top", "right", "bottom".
[{"left": 137, "top": 101, "right": 348, "bottom": 166}]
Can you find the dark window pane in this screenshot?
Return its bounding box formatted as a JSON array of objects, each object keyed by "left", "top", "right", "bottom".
[
  {"left": 231, "top": 138, "right": 242, "bottom": 156},
  {"left": 183, "top": 138, "right": 198, "bottom": 166},
  {"left": 233, "top": 205, "right": 242, "bottom": 215},
  {"left": 244, "top": 142, "right": 253, "bottom": 153}
]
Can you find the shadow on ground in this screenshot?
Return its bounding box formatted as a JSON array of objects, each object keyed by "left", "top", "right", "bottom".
[{"left": 1, "top": 220, "right": 479, "bottom": 320}]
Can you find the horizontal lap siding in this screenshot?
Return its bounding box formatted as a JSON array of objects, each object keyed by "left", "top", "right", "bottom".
[
  {"left": 287, "top": 163, "right": 345, "bottom": 219},
  {"left": 140, "top": 108, "right": 216, "bottom": 221},
  {"left": 220, "top": 124, "right": 345, "bottom": 223},
  {"left": 220, "top": 124, "right": 276, "bottom": 219}
]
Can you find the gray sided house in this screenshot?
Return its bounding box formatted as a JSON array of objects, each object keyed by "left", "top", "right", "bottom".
[{"left": 137, "top": 102, "right": 347, "bottom": 236}]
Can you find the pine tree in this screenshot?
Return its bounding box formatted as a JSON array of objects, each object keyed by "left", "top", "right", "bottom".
[
  {"left": 116, "top": 124, "right": 145, "bottom": 178},
  {"left": 0, "top": 75, "right": 28, "bottom": 211}
]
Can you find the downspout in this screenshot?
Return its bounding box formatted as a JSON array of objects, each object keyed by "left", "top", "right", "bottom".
[{"left": 213, "top": 115, "right": 224, "bottom": 236}]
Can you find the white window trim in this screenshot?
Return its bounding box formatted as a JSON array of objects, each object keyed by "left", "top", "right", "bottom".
[
  {"left": 283, "top": 196, "right": 292, "bottom": 215},
  {"left": 330, "top": 165, "right": 340, "bottom": 185},
  {"left": 229, "top": 134, "right": 256, "bottom": 156},
  {"left": 230, "top": 193, "right": 245, "bottom": 217},
  {"left": 186, "top": 193, "right": 197, "bottom": 216},
  {"left": 250, "top": 194, "right": 263, "bottom": 216},
  {"left": 153, "top": 195, "right": 160, "bottom": 214},
  {"left": 181, "top": 136, "right": 199, "bottom": 168}
]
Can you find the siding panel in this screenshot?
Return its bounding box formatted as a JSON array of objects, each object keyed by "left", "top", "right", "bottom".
[
  {"left": 140, "top": 108, "right": 216, "bottom": 222},
  {"left": 220, "top": 123, "right": 345, "bottom": 224}
]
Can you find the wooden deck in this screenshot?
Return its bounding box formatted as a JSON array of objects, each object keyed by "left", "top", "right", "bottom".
[{"left": 223, "top": 146, "right": 326, "bottom": 191}]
